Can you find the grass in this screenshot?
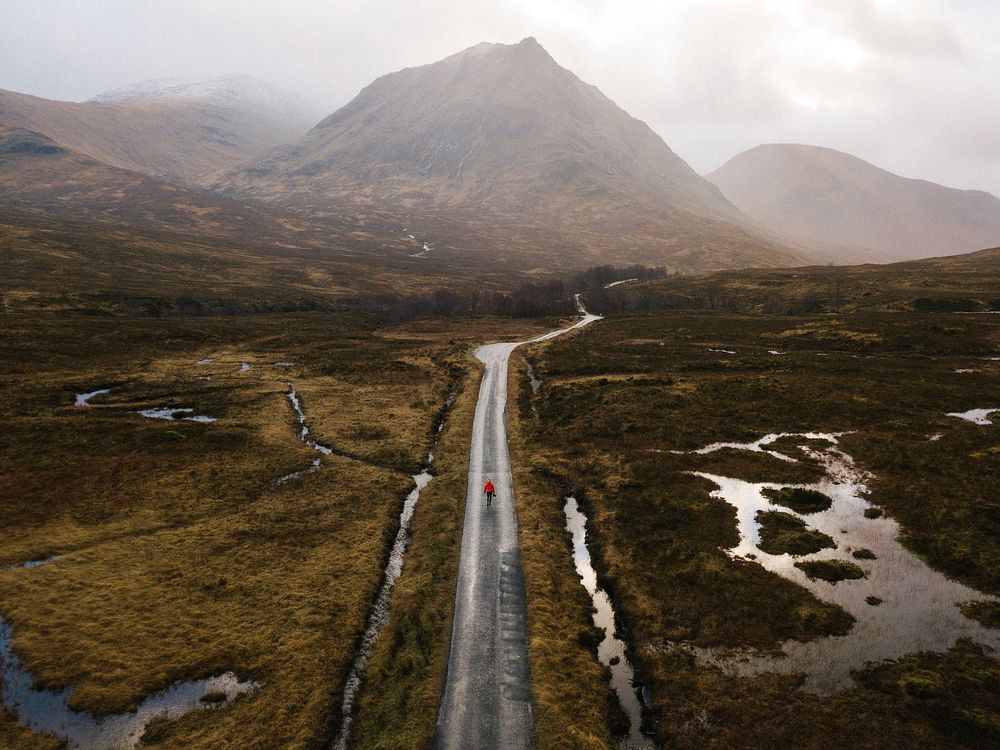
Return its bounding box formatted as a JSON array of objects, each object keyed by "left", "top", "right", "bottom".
[
  {"left": 0, "top": 311, "right": 471, "bottom": 748},
  {"left": 508, "top": 352, "right": 620, "bottom": 749},
  {"left": 755, "top": 511, "right": 835, "bottom": 556},
  {"left": 960, "top": 601, "right": 1000, "bottom": 628},
  {"left": 513, "top": 294, "right": 1000, "bottom": 746},
  {"left": 330, "top": 315, "right": 557, "bottom": 748},
  {"left": 345, "top": 360, "right": 476, "bottom": 749},
  {"left": 762, "top": 487, "right": 833, "bottom": 513},
  {"left": 794, "top": 559, "right": 866, "bottom": 583}
]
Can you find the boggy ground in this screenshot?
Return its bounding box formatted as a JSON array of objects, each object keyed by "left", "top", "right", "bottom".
[
  {"left": 0, "top": 311, "right": 546, "bottom": 749},
  {"left": 513, "top": 308, "right": 1000, "bottom": 748}
]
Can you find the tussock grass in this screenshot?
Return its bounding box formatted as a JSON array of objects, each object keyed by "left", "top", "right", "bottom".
[
  {"left": 508, "top": 353, "right": 618, "bottom": 749},
  {"left": 794, "top": 559, "right": 866, "bottom": 583},
  {"left": 756, "top": 511, "right": 835, "bottom": 556},
  {"left": 0, "top": 312, "right": 461, "bottom": 748},
  {"left": 516, "top": 306, "right": 1000, "bottom": 747},
  {"left": 762, "top": 487, "right": 832, "bottom": 514},
  {"left": 348, "top": 359, "right": 477, "bottom": 749}
]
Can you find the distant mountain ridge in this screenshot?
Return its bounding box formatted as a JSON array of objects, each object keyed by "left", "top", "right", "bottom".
[
  {"left": 89, "top": 74, "right": 321, "bottom": 126},
  {"left": 216, "top": 38, "right": 802, "bottom": 272},
  {"left": 0, "top": 76, "right": 321, "bottom": 184},
  {"left": 708, "top": 144, "right": 1000, "bottom": 261}
]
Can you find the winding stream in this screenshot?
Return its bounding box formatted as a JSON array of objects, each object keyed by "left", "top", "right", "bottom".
[
  {"left": 564, "top": 497, "right": 652, "bottom": 749},
  {"left": 273, "top": 383, "right": 333, "bottom": 486},
  {"left": 333, "top": 380, "right": 459, "bottom": 748},
  {"left": 332, "top": 466, "right": 434, "bottom": 750},
  {"left": 686, "top": 433, "right": 1000, "bottom": 691}
]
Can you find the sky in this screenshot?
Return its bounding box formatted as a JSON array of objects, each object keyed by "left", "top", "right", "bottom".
[{"left": 2, "top": 0, "right": 998, "bottom": 195}]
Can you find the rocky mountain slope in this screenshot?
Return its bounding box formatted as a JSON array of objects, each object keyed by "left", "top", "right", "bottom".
[{"left": 216, "top": 38, "right": 802, "bottom": 271}]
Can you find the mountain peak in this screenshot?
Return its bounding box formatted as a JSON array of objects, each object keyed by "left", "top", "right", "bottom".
[{"left": 215, "top": 40, "right": 797, "bottom": 271}]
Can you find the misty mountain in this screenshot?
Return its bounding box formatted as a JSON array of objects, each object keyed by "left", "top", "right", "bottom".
[
  {"left": 217, "top": 38, "right": 801, "bottom": 271},
  {"left": 0, "top": 76, "right": 321, "bottom": 185},
  {"left": 708, "top": 144, "right": 1000, "bottom": 261}
]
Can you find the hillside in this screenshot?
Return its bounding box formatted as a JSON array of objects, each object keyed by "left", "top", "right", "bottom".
[
  {"left": 216, "top": 38, "right": 802, "bottom": 272},
  {"left": 0, "top": 76, "right": 321, "bottom": 185},
  {"left": 0, "top": 125, "right": 523, "bottom": 314},
  {"left": 708, "top": 144, "right": 1000, "bottom": 261},
  {"left": 588, "top": 245, "right": 1000, "bottom": 315}
]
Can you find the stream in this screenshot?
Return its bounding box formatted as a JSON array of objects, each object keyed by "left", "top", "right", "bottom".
[
  {"left": 273, "top": 383, "right": 333, "bottom": 486},
  {"left": 332, "top": 466, "right": 434, "bottom": 750},
  {"left": 564, "top": 497, "right": 653, "bottom": 749},
  {"left": 75, "top": 389, "right": 110, "bottom": 406},
  {"left": 685, "top": 433, "right": 1000, "bottom": 691},
  {"left": 333, "top": 381, "right": 459, "bottom": 748}
]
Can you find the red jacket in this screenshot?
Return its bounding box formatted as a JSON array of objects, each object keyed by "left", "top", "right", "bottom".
[{"left": 484, "top": 480, "right": 495, "bottom": 494}]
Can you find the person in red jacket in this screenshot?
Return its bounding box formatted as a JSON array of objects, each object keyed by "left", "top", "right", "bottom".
[{"left": 484, "top": 479, "right": 495, "bottom": 508}]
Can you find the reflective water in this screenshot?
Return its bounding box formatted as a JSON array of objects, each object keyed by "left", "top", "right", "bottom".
[
  {"left": 564, "top": 497, "right": 652, "bottom": 749},
  {"left": 136, "top": 407, "right": 216, "bottom": 423},
  {"left": 272, "top": 384, "right": 332, "bottom": 485},
  {"left": 286, "top": 384, "right": 332, "bottom": 455},
  {"left": 692, "top": 431, "right": 839, "bottom": 463},
  {"left": 75, "top": 389, "right": 110, "bottom": 406},
  {"left": 685, "top": 433, "right": 1000, "bottom": 691},
  {"left": 604, "top": 278, "right": 638, "bottom": 289},
  {"left": 332, "top": 468, "right": 434, "bottom": 750},
  {"left": 0, "top": 558, "right": 257, "bottom": 749},
  {"left": 946, "top": 407, "right": 999, "bottom": 425},
  {"left": 3, "top": 555, "right": 62, "bottom": 572}
]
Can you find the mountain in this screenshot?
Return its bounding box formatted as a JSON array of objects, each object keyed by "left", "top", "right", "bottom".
[
  {"left": 707, "top": 144, "right": 1000, "bottom": 261},
  {"left": 1, "top": 121, "right": 534, "bottom": 317},
  {"left": 216, "top": 38, "right": 802, "bottom": 272},
  {"left": 0, "top": 76, "right": 321, "bottom": 185}
]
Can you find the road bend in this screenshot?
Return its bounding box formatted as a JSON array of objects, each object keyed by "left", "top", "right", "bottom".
[{"left": 435, "top": 297, "right": 601, "bottom": 750}]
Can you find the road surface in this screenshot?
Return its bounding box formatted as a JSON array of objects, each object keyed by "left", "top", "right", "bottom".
[{"left": 436, "top": 299, "right": 600, "bottom": 750}]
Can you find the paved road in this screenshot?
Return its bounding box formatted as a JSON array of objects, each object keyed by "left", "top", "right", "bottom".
[{"left": 436, "top": 300, "right": 600, "bottom": 750}]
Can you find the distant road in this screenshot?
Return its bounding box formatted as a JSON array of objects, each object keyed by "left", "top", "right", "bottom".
[{"left": 436, "top": 299, "right": 600, "bottom": 750}]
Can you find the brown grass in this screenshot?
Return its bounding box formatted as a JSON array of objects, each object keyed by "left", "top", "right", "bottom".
[
  {"left": 348, "top": 359, "right": 479, "bottom": 748},
  {"left": 508, "top": 353, "right": 618, "bottom": 749},
  {"left": 516, "top": 308, "right": 1000, "bottom": 747},
  {"left": 0, "top": 312, "right": 459, "bottom": 748}
]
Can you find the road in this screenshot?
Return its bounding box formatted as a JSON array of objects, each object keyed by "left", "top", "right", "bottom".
[{"left": 436, "top": 299, "right": 600, "bottom": 750}]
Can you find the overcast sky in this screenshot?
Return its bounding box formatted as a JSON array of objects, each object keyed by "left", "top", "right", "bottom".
[{"left": 2, "top": 0, "right": 998, "bottom": 195}]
